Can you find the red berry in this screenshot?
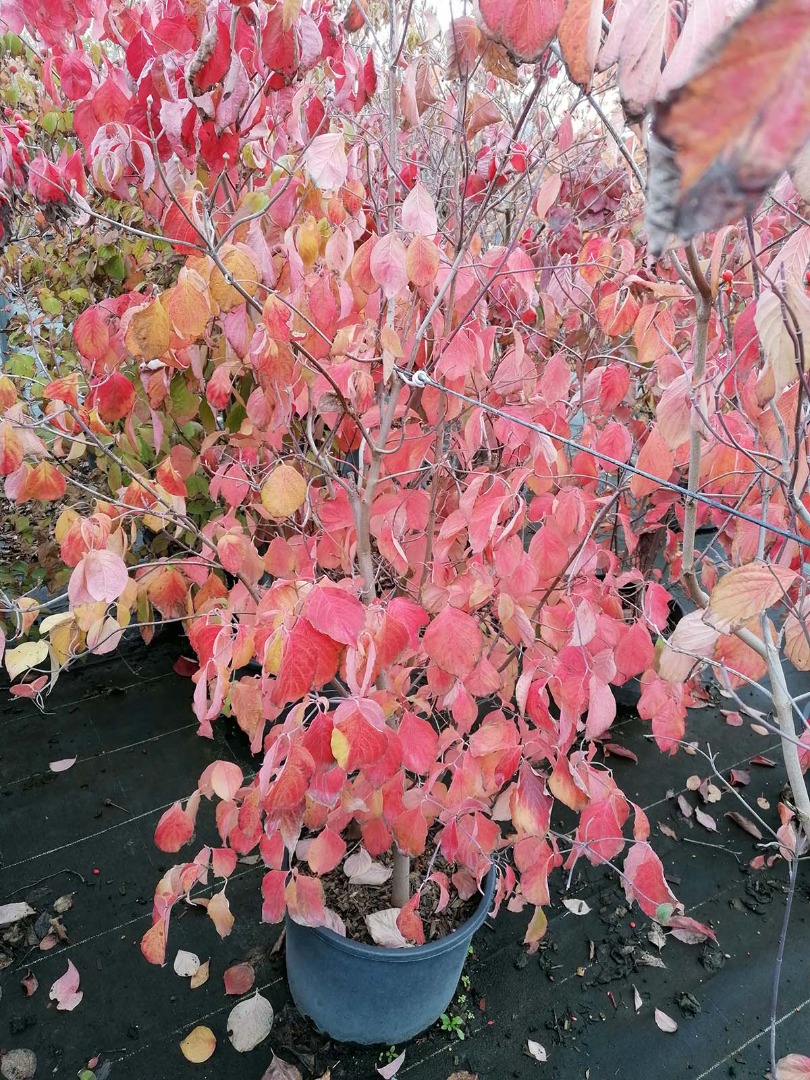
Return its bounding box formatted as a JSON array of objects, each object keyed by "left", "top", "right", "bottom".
[{"left": 721, "top": 270, "right": 733, "bottom": 283}]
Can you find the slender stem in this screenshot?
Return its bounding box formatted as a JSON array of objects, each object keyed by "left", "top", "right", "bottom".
[{"left": 770, "top": 855, "right": 800, "bottom": 1078}]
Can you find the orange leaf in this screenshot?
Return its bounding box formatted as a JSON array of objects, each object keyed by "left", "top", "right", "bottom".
[
  {"left": 705, "top": 562, "right": 797, "bottom": 633},
  {"left": 558, "top": 0, "right": 604, "bottom": 90},
  {"left": 629, "top": 426, "right": 674, "bottom": 499},
  {"left": 0, "top": 422, "right": 24, "bottom": 476},
  {"left": 405, "top": 234, "right": 440, "bottom": 287},
  {"left": 123, "top": 297, "right": 170, "bottom": 360},
  {"left": 207, "top": 889, "right": 234, "bottom": 938}
]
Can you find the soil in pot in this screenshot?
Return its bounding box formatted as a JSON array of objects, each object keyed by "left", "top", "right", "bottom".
[{"left": 320, "top": 847, "right": 480, "bottom": 944}]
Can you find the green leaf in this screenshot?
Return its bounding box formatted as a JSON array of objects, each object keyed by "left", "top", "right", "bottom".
[
  {"left": 40, "top": 295, "right": 63, "bottom": 316},
  {"left": 40, "top": 110, "right": 59, "bottom": 134},
  {"left": 104, "top": 253, "right": 126, "bottom": 282},
  {"left": 656, "top": 903, "right": 674, "bottom": 925}
]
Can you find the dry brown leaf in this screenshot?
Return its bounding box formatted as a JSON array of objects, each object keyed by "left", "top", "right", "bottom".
[
  {"left": 190, "top": 960, "right": 210, "bottom": 989},
  {"left": 725, "top": 812, "right": 763, "bottom": 840}
]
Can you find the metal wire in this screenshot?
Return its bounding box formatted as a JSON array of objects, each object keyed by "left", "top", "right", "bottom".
[{"left": 395, "top": 367, "right": 810, "bottom": 551}]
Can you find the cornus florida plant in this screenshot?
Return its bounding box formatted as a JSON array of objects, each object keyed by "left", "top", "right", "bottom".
[{"left": 0, "top": 0, "right": 809, "bottom": 987}]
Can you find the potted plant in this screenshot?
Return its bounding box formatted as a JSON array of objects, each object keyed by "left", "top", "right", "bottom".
[{"left": 4, "top": 0, "right": 808, "bottom": 1061}]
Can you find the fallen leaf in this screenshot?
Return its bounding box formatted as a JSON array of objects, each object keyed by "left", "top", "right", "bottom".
[
  {"left": 227, "top": 992, "right": 274, "bottom": 1052},
  {"left": 190, "top": 960, "right": 210, "bottom": 989},
  {"left": 180, "top": 1026, "right": 216, "bottom": 1063},
  {"left": 376, "top": 1049, "right": 406, "bottom": 1078},
  {"left": 49, "top": 757, "right": 77, "bottom": 773},
  {"left": 667, "top": 914, "right": 717, "bottom": 944},
  {"left": 648, "top": 923, "right": 667, "bottom": 949},
  {"left": 49, "top": 960, "right": 83, "bottom": 1011},
  {"left": 21, "top": 971, "right": 38, "bottom": 996},
  {"left": 0, "top": 1048, "right": 37, "bottom": 1080},
  {"left": 173, "top": 950, "right": 201, "bottom": 977},
  {"left": 723, "top": 711, "right": 744, "bottom": 727},
  {"left": 38, "top": 934, "right": 56, "bottom": 951},
  {"left": 758, "top": 796, "right": 771, "bottom": 810},
  {"left": 655, "top": 1008, "right": 678, "bottom": 1033},
  {"left": 633, "top": 985, "right": 643, "bottom": 1012},
  {"left": 729, "top": 769, "right": 750, "bottom": 787},
  {"left": 223, "top": 962, "right": 255, "bottom": 995},
  {"left": 261, "top": 1055, "right": 303, "bottom": 1080},
  {"left": 774, "top": 1054, "right": 810, "bottom": 1080},
  {"left": 446, "top": 1074, "right": 478, "bottom": 1080},
  {"left": 365, "top": 909, "right": 412, "bottom": 948},
  {"left": 750, "top": 755, "right": 777, "bottom": 767},
  {"left": 677, "top": 794, "right": 693, "bottom": 819},
  {"left": 695, "top": 808, "right": 718, "bottom": 832},
  {"left": 705, "top": 783, "right": 722, "bottom": 803},
  {"left": 725, "top": 812, "right": 763, "bottom": 840},
  {"left": 0, "top": 903, "right": 35, "bottom": 928},
  {"left": 52, "top": 894, "right": 74, "bottom": 914},
  {"left": 562, "top": 898, "right": 591, "bottom": 916},
  {"left": 685, "top": 775, "right": 701, "bottom": 791},
  {"left": 750, "top": 724, "right": 770, "bottom": 736},
  {"left": 659, "top": 823, "right": 678, "bottom": 840},
  {"left": 636, "top": 951, "right": 666, "bottom": 969},
  {"left": 526, "top": 1040, "right": 547, "bottom": 1062}
]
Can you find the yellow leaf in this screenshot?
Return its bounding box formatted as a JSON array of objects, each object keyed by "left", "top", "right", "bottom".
[
  {"left": 124, "top": 297, "right": 170, "bottom": 360},
  {"left": 331, "top": 727, "right": 349, "bottom": 769},
  {"left": 179, "top": 1025, "right": 216, "bottom": 1063},
  {"left": 785, "top": 601, "right": 810, "bottom": 671},
  {"left": 190, "top": 959, "right": 210, "bottom": 989},
  {"left": 5, "top": 640, "right": 49, "bottom": 680},
  {"left": 209, "top": 245, "right": 260, "bottom": 313},
  {"left": 260, "top": 464, "right": 307, "bottom": 518},
  {"left": 50, "top": 620, "right": 82, "bottom": 668},
  {"left": 166, "top": 268, "right": 212, "bottom": 341},
  {"left": 55, "top": 508, "right": 80, "bottom": 542},
  {"left": 282, "top": 0, "right": 302, "bottom": 30}
]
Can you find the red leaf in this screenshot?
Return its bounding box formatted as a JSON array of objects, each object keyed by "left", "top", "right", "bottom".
[
  {"left": 271, "top": 618, "right": 341, "bottom": 707},
  {"left": 93, "top": 372, "right": 135, "bottom": 421},
  {"left": 648, "top": 0, "right": 810, "bottom": 254},
  {"left": 154, "top": 798, "right": 197, "bottom": 853},
  {"left": 286, "top": 873, "right": 326, "bottom": 927},
  {"left": 422, "top": 607, "right": 483, "bottom": 676},
  {"left": 615, "top": 622, "right": 654, "bottom": 679},
  {"left": 510, "top": 763, "right": 552, "bottom": 837},
  {"left": 306, "top": 826, "right": 347, "bottom": 874},
  {"left": 397, "top": 711, "right": 439, "bottom": 774},
  {"left": 667, "top": 914, "right": 717, "bottom": 944},
  {"left": 477, "top": 0, "right": 565, "bottom": 63},
  {"left": 629, "top": 426, "right": 674, "bottom": 499},
  {"left": 396, "top": 893, "right": 425, "bottom": 945},
  {"left": 331, "top": 698, "right": 389, "bottom": 772},
  {"left": 223, "top": 962, "right": 255, "bottom": 996},
  {"left": 261, "top": 870, "right": 287, "bottom": 924},
  {"left": 622, "top": 841, "right": 679, "bottom": 920},
  {"left": 304, "top": 585, "right": 365, "bottom": 646},
  {"left": 392, "top": 806, "right": 428, "bottom": 857}
]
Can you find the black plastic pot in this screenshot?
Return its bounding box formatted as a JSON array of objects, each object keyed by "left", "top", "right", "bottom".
[{"left": 285, "top": 867, "right": 496, "bottom": 1045}]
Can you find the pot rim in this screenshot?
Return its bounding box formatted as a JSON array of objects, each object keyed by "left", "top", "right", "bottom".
[{"left": 286, "top": 865, "right": 497, "bottom": 963}]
